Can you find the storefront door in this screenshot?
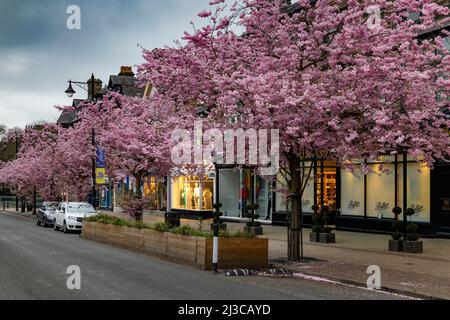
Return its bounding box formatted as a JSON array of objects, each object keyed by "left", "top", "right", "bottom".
[{"left": 437, "top": 169, "right": 450, "bottom": 232}]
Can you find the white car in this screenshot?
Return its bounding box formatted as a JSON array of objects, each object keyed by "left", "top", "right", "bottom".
[{"left": 54, "top": 202, "right": 97, "bottom": 233}]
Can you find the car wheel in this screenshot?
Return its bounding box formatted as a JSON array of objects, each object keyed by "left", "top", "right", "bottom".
[
  {"left": 63, "top": 221, "right": 69, "bottom": 234},
  {"left": 54, "top": 222, "right": 59, "bottom": 231},
  {"left": 36, "top": 218, "right": 41, "bottom": 226}
]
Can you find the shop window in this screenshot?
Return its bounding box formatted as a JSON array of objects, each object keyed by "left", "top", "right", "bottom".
[
  {"left": 302, "top": 177, "right": 314, "bottom": 213},
  {"left": 255, "top": 176, "right": 271, "bottom": 220},
  {"left": 172, "top": 176, "right": 214, "bottom": 211},
  {"left": 398, "top": 163, "right": 431, "bottom": 223},
  {"left": 219, "top": 169, "right": 241, "bottom": 218},
  {"left": 275, "top": 173, "right": 289, "bottom": 212},
  {"left": 143, "top": 177, "right": 167, "bottom": 211},
  {"left": 340, "top": 168, "right": 364, "bottom": 217},
  {"left": 367, "top": 164, "right": 396, "bottom": 219},
  {"left": 317, "top": 161, "right": 338, "bottom": 212}
]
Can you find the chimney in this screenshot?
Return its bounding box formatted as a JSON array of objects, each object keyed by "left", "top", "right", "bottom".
[
  {"left": 87, "top": 77, "right": 103, "bottom": 101},
  {"left": 118, "top": 66, "right": 135, "bottom": 77}
]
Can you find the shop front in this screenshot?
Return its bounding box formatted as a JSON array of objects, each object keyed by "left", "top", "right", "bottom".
[
  {"left": 217, "top": 167, "right": 272, "bottom": 223},
  {"left": 272, "top": 156, "right": 444, "bottom": 236},
  {"left": 167, "top": 168, "right": 273, "bottom": 222},
  {"left": 169, "top": 175, "right": 215, "bottom": 219}
]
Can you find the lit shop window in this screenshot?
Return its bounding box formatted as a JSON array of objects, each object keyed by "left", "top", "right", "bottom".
[
  {"left": 316, "top": 161, "right": 338, "bottom": 212},
  {"left": 340, "top": 168, "right": 365, "bottom": 217},
  {"left": 172, "top": 176, "right": 214, "bottom": 211},
  {"left": 398, "top": 163, "right": 431, "bottom": 223},
  {"left": 367, "top": 163, "right": 396, "bottom": 219},
  {"left": 143, "top": 177, "right": 167, "bottom": 211}
]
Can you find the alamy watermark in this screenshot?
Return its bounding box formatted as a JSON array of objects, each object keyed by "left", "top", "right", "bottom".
[
  {"left": 171, "top": 121, "right": 280, "bottom": 176},
  {"left": 366, "top": 265, "right": 381, "bottom": 290},
  {"left": 367, "top": 5, "right": 382, "bottom": 31},
  {"left": 66, "top": 5, "right": 81, "bottom": 30},
  {"left": 66, "top": 265, "right": 81, "bottom": 290}
]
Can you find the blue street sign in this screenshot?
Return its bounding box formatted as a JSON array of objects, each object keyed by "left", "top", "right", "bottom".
[{"left": 96, "top": 146, "right": 106, "bottom": 168}]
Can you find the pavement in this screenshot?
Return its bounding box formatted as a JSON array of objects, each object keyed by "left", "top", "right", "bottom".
[
  {"left": 6, "top": 208, "right": 450, "bottom": 299},
  {"left": 0, "top": 211, "right": 407, "bottom": 300},
  {"left": 102, "top": 209, "right": 450, "bottom": 299}
]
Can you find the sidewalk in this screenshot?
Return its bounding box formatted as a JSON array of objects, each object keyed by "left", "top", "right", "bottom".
[
  {"left": 2, "top": 208, "right": 36, "bottom": 219},
  {"left": 97, "top": 211, "right": 450, "bottom": 299}
]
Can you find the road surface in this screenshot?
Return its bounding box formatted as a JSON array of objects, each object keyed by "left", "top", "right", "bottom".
[{"left": 0, "top": 212, "right": 409, "bottom": 300}]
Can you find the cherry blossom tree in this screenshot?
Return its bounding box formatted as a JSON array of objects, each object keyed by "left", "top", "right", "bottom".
[
  {"left": 76, "top": 92, "right": 197, "bottom": 220},
  {"left": 138, "top": 0, "right": 450, "bottom": 260}
]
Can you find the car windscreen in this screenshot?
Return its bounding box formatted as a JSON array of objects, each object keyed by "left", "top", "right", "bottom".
[{"left": 67, "top": 204, "right": 96, "bottom": 213}]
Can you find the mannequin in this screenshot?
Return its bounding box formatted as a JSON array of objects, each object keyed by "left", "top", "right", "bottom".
[
  {"left": 194, "top": 183, "right": 201, "bottom": 209},
  {"left": 203, "top": 188, "right": 213, "bottom": 210},
  {"left": 186, "top": 184, "right": 194, "bottom": 209}
]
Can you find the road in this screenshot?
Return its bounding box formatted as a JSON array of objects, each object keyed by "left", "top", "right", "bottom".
[{"left": 0, "top": 212, "right": 410, "bottom": 300}]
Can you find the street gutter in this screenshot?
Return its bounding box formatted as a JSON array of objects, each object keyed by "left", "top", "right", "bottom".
[{"left": 271, "top": 263, "right": 445, "bottom": 301}]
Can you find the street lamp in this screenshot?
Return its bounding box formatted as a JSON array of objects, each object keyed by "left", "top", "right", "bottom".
[
  {"left": 65, "top": 81, "right": 76, "bottom": 98},
  {"left": 63, "top": 74, "right": 98, "bottom": 209}
]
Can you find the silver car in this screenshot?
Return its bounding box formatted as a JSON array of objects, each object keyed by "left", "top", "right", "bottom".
[{"left": 37, "top": 202, "right": 59, "bottom": 227}]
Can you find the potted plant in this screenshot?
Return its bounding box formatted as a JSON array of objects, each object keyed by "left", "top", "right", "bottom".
[
  {"left": 244, "top": 204, "right": 263, "bottom": 235},
  {"left": 210, "top": 203, "right": 227, "bottom": 231},
  {"left": 319, "top": 226, "right": 336, "bottom": 244},
  {"left": 310, "top": 205, "right": 321, "bottom": 242},
  {"left": 389, "top": 208, "right": 404, "bottom": 252},
  {"left": 403, "top": 208, "right": 423, "bottom": 254},
  {"left": 309, "top": 205, "right": 335, "bottom": 243}
]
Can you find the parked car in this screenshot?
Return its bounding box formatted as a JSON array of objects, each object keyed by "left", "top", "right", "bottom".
[
  {"left": 54, "top": 202, "right": 97, "bottom": 233},
  {"left": 37, "top": 202, "right": 59, "bottom": 227}
]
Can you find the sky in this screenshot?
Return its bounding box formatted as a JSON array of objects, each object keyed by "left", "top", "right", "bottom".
[{"left": 0, "top": 0, "right": 213, "bottom": 128}]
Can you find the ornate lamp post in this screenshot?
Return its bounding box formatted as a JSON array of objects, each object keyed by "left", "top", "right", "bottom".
[{"left": 64, "top": 74, "right": 98, "bottom": 208}]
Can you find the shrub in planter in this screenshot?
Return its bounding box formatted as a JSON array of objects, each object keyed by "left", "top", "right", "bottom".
[
  {"left": 319, "top": 226, "right": 335, "bottom": 244},
  {"left": 310, "top": 225, "right": 321, "bottom": 242},
  {"left": 310, "top": 211, "right": 323, "bottom": 243},
  {"left": 244, "top": 204, "right": 263, "bottom": 235},
  {"left": 392, "top": 207, "right": 402, "bottom": 219},
  {"left": 389, "top": 220, "right": 404, "bottom": 252},
  {"left": 165, "top": 212, "right": 180, "bottom": 228},
  {"left": 403, "top": 217, "right": 423, "bottom": 254},
  {"left": 211, "top": 203, "right": 227, "bottom": 231}
]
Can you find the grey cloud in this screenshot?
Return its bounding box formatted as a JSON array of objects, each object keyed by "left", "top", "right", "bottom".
[{"left": 0, "top": 0, "right": 213, "bottom": 128}]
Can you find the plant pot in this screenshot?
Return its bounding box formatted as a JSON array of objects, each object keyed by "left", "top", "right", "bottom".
[
  {"left": 244, "top": 226, "right": 263, "bottom": 236},
  {"left": 210, "top": 223, "right": 227, "bottom": 231},
  {"left": 309, "top": 232, "right": 320, "bottom": 243},
  {"left": 320, "top": 233, "right": 336, "bottom": 244},
  {"left": 164, "top": 212, "right": 180, "bottom": 228},
  {"left": 403, "top": 241, "right": 423, "bottom": 254},
  {"left": 388, "top": 239, "right": 403, "bottom": 252}
]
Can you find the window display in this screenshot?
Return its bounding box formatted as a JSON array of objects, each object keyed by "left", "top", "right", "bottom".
[
  {"left": 317, "top": 161, "right": 337, "bottom": 211},
  {"left": 398, "top": 163, "right": 431, "bottom": 223},
  {"left": 255, "top": 176, "right": 271, "bottom": 220},
  {"left": 340, "top": 168, "right": 364, "bottom": 216},
  {"left": 219, "top": 169, "right": 241, "bottom": 218},
  {"left": 172, "top": 176, "right": 214, "bottom": 211},
  {"left": 367, "top": 164, "right": 395, "bottom": 219},
  {"left": 143, "top": 177, "right": 167, "bottom": 211}
]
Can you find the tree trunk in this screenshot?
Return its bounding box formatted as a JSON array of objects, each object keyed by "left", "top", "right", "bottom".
[
  {"left": 288, "top": 156, "right": 303, "bottom": 261},
  {"left": 134, "top": 173, "right": 144, "bottom": 222}
]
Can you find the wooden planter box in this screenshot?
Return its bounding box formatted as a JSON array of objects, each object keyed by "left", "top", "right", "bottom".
[
  {"left": 403, "top": 241, "right": 423, "bottom": 254},
  {"left": 320, "top": 233, "right": 336, "bottom": 244},
  {"left": 388, "top": 240, "right": 403, "bottom": 252},
  {"left": 244, "top": 226, "right": 263, "bottom": 236},
  {"left": 82, "top": 222, "right": 268, "bottom": 270}
]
